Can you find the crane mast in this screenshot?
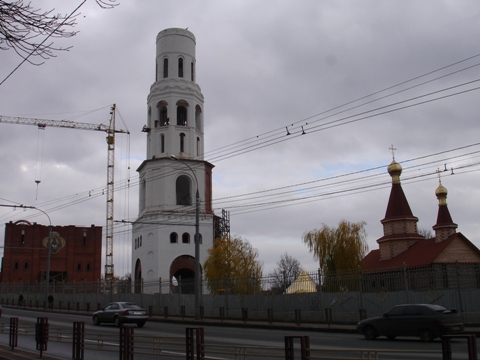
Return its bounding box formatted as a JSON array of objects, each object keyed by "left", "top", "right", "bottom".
[
  {"left": 0, "top": 104, "right": 129, "bottom": 280},
  {"left": 105, "top": 105, "right": 116, "bottom": 280}
]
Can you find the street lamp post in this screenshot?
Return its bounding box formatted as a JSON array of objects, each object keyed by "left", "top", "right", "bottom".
[
  {"left": 44, "top": 223, "right": 53, "bottom": 304},
  {"left": 31, "top": 207, "right": 53, "bottom": 304},
  {"left": 171, "top": 156, "right": 201, "bottom": 320}
]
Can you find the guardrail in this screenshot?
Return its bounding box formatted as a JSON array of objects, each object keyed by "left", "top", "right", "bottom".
[{"left": 0, "top": 317, "right": 474, "bottom": 359}]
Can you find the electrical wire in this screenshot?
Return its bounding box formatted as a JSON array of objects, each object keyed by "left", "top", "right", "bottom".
[{"left": 0, "top": 0, "right": 87, "bottom": 86}]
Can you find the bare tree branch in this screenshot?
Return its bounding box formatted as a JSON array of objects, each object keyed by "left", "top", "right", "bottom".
[{"left": 0, "top": 0, "right": 118, "bottom": 65}]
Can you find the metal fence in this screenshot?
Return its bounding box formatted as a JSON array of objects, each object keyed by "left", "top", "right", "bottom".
[{"left": 1, "top": 262, "right": 480, "bottom": 325}]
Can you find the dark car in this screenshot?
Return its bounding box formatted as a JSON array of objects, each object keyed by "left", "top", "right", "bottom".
[
  {"left": 357, "top": 304, "right": 464, "bottom": 342},
  {"left": 93, "top": 302, "right": 148, "bottom": 327}
]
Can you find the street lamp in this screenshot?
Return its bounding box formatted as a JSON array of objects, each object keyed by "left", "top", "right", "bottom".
[
  {"left": 171, "top": 155, "right": 201, "bottom": 320},
  {"left": 32, "top": 207, "right": 53, "bottom": 304}
]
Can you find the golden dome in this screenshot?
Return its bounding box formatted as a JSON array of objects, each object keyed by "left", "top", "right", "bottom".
[
  {"left": 388, "top": 160, "right": 402, "bottom": 184},
  {"left": 435, "top": 182, "right": 448, "bottom": 206},
  {"left": 435, "top": 183, "right": 448, "bottom": 197}
]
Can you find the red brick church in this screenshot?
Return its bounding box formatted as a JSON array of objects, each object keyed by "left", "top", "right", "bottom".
[
  {"left": 361, "top": 155, "right": 480, "bottom": 290},
  {"left": 1, "top": 221, "right": 102, "bottom": 283}
]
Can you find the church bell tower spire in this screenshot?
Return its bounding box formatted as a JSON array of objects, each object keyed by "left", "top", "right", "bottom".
[{"left": 133, "top": 28, "right": 215, "bottom": 294}]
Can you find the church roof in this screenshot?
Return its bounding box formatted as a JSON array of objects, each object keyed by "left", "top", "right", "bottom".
[
  {"left": 381, "top": 183, "right": 417, "bottom": 222},
  {"left": 362, "top": 232, "right": 478, "bottom": 271},
  {"left": 434, "top": 204, "right": 456, "bottom": 229},
  {"left": 285, "top": 270, "right": 317, "bottom": 294},
  {"left": 433, "top": 181, "right": 457, "bottom": 230}
]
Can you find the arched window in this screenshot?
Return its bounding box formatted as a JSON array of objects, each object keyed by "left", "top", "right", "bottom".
[
  {"left": 182, "top": 233, "right": 190, "bottom": 244},
  {"left": 86, "top": 263, "right": 91, "bottom": 271},
  {"left": 157, "top": 101, "right": 168, "bottom": 126},
  {"left": 191, "top": 61, "right": 194, "bottom": 81},
  {"left": 197, "top": 137, "right": 200, "bottom": 156},
  {"left": 195, "top": 105, "right": 201, "bottom": 131},
  {"left": 180, "top": 133, "right": 185, "bottom": 153},
  {"left": 170, "top": 232, "right": 178, "bottom": 243},
  {"left": 178, "top": 57, "right": 184, "bottom": 78},
  {"left": 176, "top": 175, "right": 191, "bottom": 205},
  {"left": 24, "top": 261, "right": 28, "bottom": 270},
  {"left": 20, "top": 228, "right": 25, "bottom": 244},
  {"left": 140, "top": 179, "right": 146, "bottom": 211},
  {"left": 160, "top": 134, "right": 165, "bottom": 153},
  {"left": 77, "top": 263, "right": 82, "bottom": 271},
  {"left": 177, "top": 106, "right": 187, "bottom": 126},
  {"left": 163, "top": 58, "right": 168, "bottom": 78},
  {"left": 14, "top": 261, "right": 18, "bottom": 270}
]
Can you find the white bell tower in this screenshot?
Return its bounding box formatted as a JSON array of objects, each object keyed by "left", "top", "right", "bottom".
[{"left": 132, "top": 28, "right": 216, "bottom": 294}]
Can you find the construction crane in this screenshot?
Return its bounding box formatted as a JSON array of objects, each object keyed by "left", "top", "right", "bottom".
[{"left": 0, "top": 104, "right": 129, "bottom": 280}]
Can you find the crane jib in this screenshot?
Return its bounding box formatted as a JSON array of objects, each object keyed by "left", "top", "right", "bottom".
[{"left": 0, "top": 104, "right": 129, "bottom": 280}]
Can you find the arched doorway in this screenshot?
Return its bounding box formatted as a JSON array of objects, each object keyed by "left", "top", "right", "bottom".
[{"left": 170, "top": 255, "right": 202, "bottom": 294}]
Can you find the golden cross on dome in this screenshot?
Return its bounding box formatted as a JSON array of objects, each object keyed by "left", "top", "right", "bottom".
[
  {"left": 389, "top": 144, "right": 397, "bottom": 160},
  {"left": 436, "top": 168, "right": 442, "bottom": 184}
]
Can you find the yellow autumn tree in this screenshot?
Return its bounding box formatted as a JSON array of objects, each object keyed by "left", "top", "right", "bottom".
[
  {"left": 203, "top": 236, "right": 263, "bottom": 295},
  {"left": 302, "top": 219, "right": 368, "bottom": 275}
]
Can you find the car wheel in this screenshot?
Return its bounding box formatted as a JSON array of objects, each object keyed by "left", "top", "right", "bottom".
[
  {"left": 137, "top": 322, "right": 145, "bottom": 328},
  {"left": 93, "top": 315, "right": 101, "bottom": 326},
  {"left": 114, "top": 316, "right": 121, "bottom": 327},
  {"left": 363, "top": 325, "right": 378, "bottom": 340},
  {"left": 419, "top": 329, "right": 434, "bottom": 342},
  {"left": 387, "top": 335, "right": 396, "bottom": 340}
]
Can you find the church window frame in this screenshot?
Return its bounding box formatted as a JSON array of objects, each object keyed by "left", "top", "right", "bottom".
[
  {"left": 148, "top": 107, "right": 152, "bottom": 128},
  {"left": 176, "top": 175, "right": 192, "bottom": 205},
  {"left": 178, "top": 57, "right": 184, "bottom": 78},
  {"left": 195, "top": 105, "right": 201, "bottom": 131},
  {"left": 140, "top": 179, "right": 146, "bottom": 211},
  {"left": 177, "top": 106, "right": 187, "bottom": 126},
  {"left": 182, "top": 232, "right": 190, "bottom": 244},
  {"left": 157, "top": 101, "right": 168, "bottom": 126},
  {"left": 170, "top": 232, "right": 178, "bottom": 243},
  {"left": 176, "top": 100, "right": 189, "bottom": 126},
  {"left": 163, "top": 58, "right": 168, "bottom": 78},
  {"left": 180, "top": 133, "right": 185, "bottom": 153},
  {"left": 160, "top": 134, "right": 165, "bottom": 153}
]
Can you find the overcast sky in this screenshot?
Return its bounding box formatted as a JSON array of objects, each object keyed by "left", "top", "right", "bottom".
[{"left": 1, "top": 0, "right": 480, "bottom": 277}]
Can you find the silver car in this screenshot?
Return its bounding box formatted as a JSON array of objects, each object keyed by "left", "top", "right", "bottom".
[{"left": 93, "top": 302, "right": 148, "bottom": 327}]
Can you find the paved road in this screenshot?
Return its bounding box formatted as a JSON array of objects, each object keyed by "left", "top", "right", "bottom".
[{"left": 0, "top": 306, "right": 478, "bottom": 359}]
